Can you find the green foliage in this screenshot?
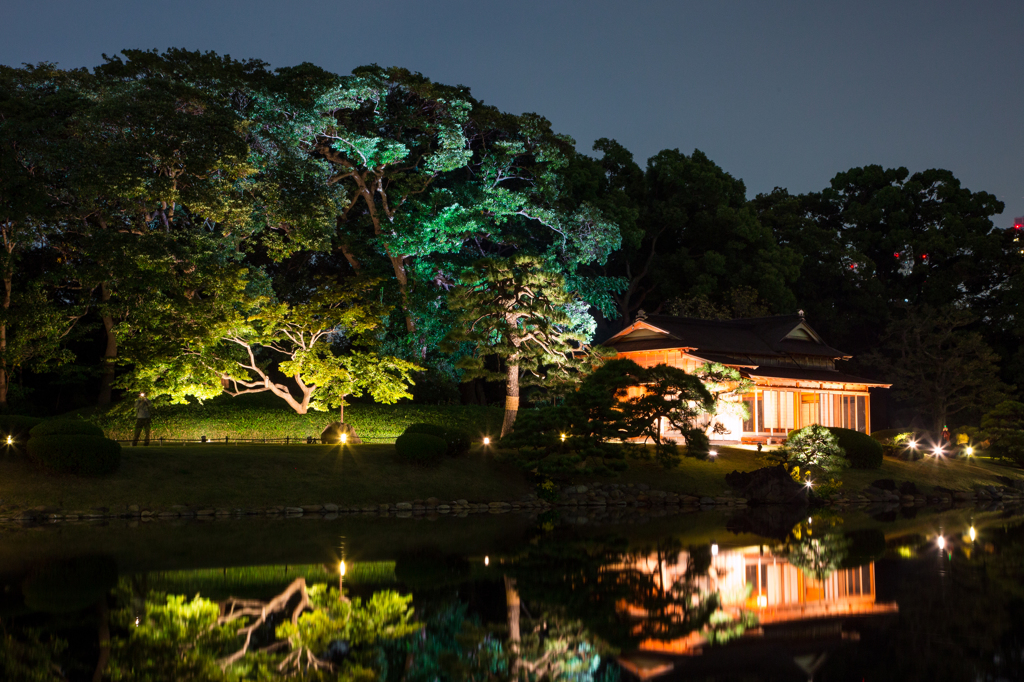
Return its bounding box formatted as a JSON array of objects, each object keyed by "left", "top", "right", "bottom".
[
  {"left": 0, "top": 415, "right": 43, "bottom": 442},
  {"left": 403, "top": 422, "right": 471, "bottom": 457},
  {"left": 30, "top": 419, "right": 105, "bottom": 438},
  {"left": 979, "top": 400, "right": 1024, "bottom": 465},
  {"left": 93, "top": 398, "right": 504, "bottom": 442},
  {"left": 775, "top": 424, "right": 850, "bottom": 476},
  {"left": 864, "top": 306, "right": 1010, "bottom": 431},
  {"left": 446, "top": 255, "right": 595, "bottom": 409},
  {"left": 504, "top": 359, "right": 713, "bottom": 475},
  {"left": 777, "top": 516, "right": 851, "bottom": 581},
  {"left": 0, "top": 626, "right": 68, "bottom": 682},
  {"left": 109, "top": 578, "right": 418, "bottom": 681},
  {"left": 27, "top": 434, "right": 121, "bottom": 475},
  {"left": 827, "top": 426, "right": 884, "bottom": 469},
  {"left": 395, "top": 432, "right": 448, "bottom": 465}
]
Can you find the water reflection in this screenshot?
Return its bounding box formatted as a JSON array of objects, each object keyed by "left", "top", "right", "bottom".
[{"left": 0, "top": 509, "right": 1022, "bottom": 680}]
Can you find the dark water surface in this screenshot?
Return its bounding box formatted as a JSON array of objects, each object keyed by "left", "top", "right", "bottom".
[{"left": 1, "top": 505, "right": 1022, "bottom": 681}]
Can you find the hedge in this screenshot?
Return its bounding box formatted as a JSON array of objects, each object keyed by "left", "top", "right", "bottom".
[
  {"left": 402, "top": 423, "right": 471, "bottom": 457},
  {"left": 28, "top": 434, "right": 122, "bottom": 475},
  {"left": 0, "top": 414, "right": 44, "bottom": 442},
  {"left": 395, "top": 432, "right": 447, "bottom": 465},
  {"left": 827, "top": 427, "right": 884, "bottom": 469},
  {"left": 30, "top": 419, "right": 105, "bottom": 438},
  {"left": 92, "top": 394, "right": 503, "bottom": 443}
]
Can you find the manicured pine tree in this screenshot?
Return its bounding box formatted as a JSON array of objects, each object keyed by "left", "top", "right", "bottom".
[{"left": 446, "top": 255, "right": 591, "bottom": 437}]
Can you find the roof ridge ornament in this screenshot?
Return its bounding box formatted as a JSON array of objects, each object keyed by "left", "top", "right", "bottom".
[
  {"left": 798, "top": 309, "right": 805, "bottom": 319},
  {"left": 635, "top": 309, "right": 648, "bottom": 322}
]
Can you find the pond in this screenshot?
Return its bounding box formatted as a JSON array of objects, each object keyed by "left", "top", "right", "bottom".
[{"left": 1, "top": 504, "right": 1021, "bottom": 681}]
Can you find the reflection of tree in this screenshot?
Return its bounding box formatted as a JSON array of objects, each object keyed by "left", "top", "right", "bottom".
[
  {"left": 507, "top": 534, "right": 734, "bottom": 651},
  {"left": 107, "top": 577, "right": 417, "bottom": 680},
  {"left": 0, "top": 625, "right": 67, "bottom": 682},
  {"left": 778, "top": 519, "right": 851, "bottom": 582}
]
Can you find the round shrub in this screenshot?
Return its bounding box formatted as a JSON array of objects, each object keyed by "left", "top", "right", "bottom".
[
  {"left": 402, "top": 423, "right": 471, "bottom": 457},
  {"left": 0, "top": 414, "right": 43, "bottom": 442},
  {"left": 30, "top": 419, "right": 105, "bottom": 438},
  {"left": 28, "top": 435, "right": 122, "bottom": 475},
  {"left": 395, "top": 432, "right": 447, "bottom": 465},
  {"left": 827, "top": 427, "right": 883, "bottom": 469}
]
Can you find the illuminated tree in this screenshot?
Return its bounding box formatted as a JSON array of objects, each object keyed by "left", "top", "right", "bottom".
[{"left": 446, "top": 255, "right": 592, "bottom": 436}]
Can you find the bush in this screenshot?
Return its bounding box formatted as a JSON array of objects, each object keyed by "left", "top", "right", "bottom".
[
  {"left": 827, "top": 427, "right": 883, "bottom": 469},
  {"left": 28, "top": 435, "right": 122, "bottom": 475},
  {"left": 779, "top": 424, "right": 849, "bottom": 475},
  {"left": 30, "top": 419, "right": 105, "bottom": 438},
  {"left": 402, "top": 423, "right": 471, "bottom": 457},
  {"left": 394, "top": 432, "right": 447, "bottom": 465},
  {"left": 0, "top": 414, "right": 44, "bottom": 443},
  {"left": 979, "top": 400, "right": 1024, "bottom": 465}
]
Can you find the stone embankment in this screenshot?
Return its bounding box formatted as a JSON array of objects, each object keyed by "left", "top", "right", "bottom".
[
  {"left": 3, "top": 479, "right": 1022, "bottom": 524},
  {"left": 0, "top": 482, "right": 749, "bottom": 524}
]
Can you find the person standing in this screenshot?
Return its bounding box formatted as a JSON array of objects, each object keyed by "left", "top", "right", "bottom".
[{"left": 133, "top": 392, "right": 153, "bottom": 446}]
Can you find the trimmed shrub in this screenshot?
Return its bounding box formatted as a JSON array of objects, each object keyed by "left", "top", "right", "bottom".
[
  {"left": 394, "top": 432, "right": 447, "bottom": 465},
  {"left": 403, "top": 423, "right": 471, "bottom": 457},
  {"left": 827, "top": 427, "right": 884, "bottom": 469},
  {"left": 780, "top": 424, "right": 849, "bottom": 474},
  {"left": 30, "top": 419, "right": 105, "bottom": 438},
  {"left": 28, "top": 435, "right": 122, "bottom": 475},
  {"left": 0, "top": 414, "right": 44, "bottom": 443}
]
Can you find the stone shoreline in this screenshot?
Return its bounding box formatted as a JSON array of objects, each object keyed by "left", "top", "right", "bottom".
[{"left": 3, "top": 481, "right": 1023, "bottom": 525}]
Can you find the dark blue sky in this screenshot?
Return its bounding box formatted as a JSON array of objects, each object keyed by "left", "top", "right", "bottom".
[{"left": 3, "top": 0, "right": 1021, "bottom": 223}]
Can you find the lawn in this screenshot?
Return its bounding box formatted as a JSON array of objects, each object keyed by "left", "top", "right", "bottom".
[
  {"left": 2, "top": 441, "right": 1021, "bottom": 514},
  {"left": 0, "top": 443, "right": 532, "bottom": 511}
]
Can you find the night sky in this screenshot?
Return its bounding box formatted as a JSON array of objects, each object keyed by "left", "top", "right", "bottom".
[{"left": 2, "top": 0, "right": 1021, "bottom": 223}]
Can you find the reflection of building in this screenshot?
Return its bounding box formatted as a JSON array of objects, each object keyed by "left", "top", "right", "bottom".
[
  {"left": 604, "top": 314, "right": 889, "bottom": 443},
  {"left": 617, "top": 545, "right": 898, "bottom": 680}
]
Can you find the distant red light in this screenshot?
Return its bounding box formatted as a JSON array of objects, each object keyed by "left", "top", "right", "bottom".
[{"left": 894, "top": 252, "right": 899, "bottom": 258}]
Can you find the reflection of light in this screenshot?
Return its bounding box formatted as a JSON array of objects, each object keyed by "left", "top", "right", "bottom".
[
  {"left": 339, "top": 561, "right": 346, "bottom": 576},
  {"left": 340, "top": 433, "right": 347, "bottom": 444},
  {"left": 937, "top": 536, "right": 946, "bottom": 550},
  {"left": 969, "top": 526, "right": 977, "bottom": 542},
  {"left": 711, "top": 543, "right": 719, "bottom": 556},
  {"left": 756, "top": 595, "right": 768, "bottom": 608},
  {"left": 484, "top": 556, "right": 489, "bottom": 566},
  {"left": 483, "top": 437, "right": 490, "bottom": 446}
]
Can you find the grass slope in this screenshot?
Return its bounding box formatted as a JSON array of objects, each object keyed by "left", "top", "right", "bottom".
[
  {"left": 0, "top": 444, "right": 531, "bottom": 510},
  {"left": 2, "top": 441, "right": 1022, "bottom": 512}
]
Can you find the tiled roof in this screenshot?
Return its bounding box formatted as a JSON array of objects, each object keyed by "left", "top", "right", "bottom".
[
  {"left": 606, "top": 314, "right": 848, "bottom": 359},
  {"left": 742, "top": 366, "right": 890, "bottom": 387}
]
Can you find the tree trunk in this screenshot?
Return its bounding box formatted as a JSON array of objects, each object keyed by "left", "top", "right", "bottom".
[
  {"left": 0, "top": 269, "right": 10, "bottom": 410},
  {"left": 92, "top": 597, "right": 110, "bottom": 682},
  {"left": 338, "top": 396, "right": 345, "bottom": 423},
  {"left": 98, "top": 282, "right": 117, "bottom": 406},
  {"left": 504, "top": 575, "right": 520, "bottom": 650},
  {"left": 501, "top": 364, "right": 520, "bottom": 438},
  {"left": 389, "top": 254, "right": 416, "bottom": 333}
]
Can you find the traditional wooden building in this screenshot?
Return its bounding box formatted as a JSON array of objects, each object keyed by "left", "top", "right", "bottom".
[{"left": 604, "top": 312, "right": 889, "bottom": 443}]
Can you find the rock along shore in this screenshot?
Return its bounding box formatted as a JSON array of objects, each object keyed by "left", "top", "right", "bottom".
[{"left": 2, "top": 479, "right": 1023, "bottom": 525}]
